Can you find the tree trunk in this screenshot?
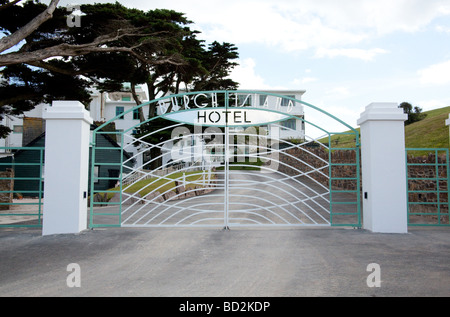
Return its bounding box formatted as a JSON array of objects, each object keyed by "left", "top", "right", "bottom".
[
  {"left": 146, "top": 81, "right": 157, "bottom": 118},
  {"left": 130, "top": 83, "right": 145, "bottom": 122}
]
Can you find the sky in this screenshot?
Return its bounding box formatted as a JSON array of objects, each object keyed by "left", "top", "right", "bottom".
[{"left": 47, "top": 0, "right": 450, "bottom": 131}]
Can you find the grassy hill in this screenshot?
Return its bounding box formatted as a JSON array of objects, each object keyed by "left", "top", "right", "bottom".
[
  {"left": 404, "top": 106, "right": 449, "bottom": 149},
  {"left": 319, "top": 106, "right": 450, "bottom": 151}
]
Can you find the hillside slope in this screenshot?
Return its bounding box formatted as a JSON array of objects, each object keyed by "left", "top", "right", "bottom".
[
  {"left": 319, "top": 106, "right": 450, "bottom": 150},
  {"left": 404, "top": 106, "right": 449, "bottom": 149}
]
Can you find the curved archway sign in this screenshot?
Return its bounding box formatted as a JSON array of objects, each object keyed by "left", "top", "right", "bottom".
[
  {"left": 163, "top": 108, "right": 290, "bottom": 127},
  {"left": 156, "top": 91, "right": 301, "bottom": 128},
  {"left": 89, "top": 90, "right": 361, "bottom": 229}
]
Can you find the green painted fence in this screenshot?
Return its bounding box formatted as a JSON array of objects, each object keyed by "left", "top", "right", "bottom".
[
  {"left": 406, "top": 148, "right": 450, "bottom": 226},
  {"left": 0, "top": 147, "right": 44, "bottom": 228}
]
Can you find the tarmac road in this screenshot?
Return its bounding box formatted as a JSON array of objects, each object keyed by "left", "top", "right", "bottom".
[
  {"left": 0, "top": 226, "right": 449, "bottom": 298},
  {"left": 0, "top": 172, "right": 449, "bottom": 299}
]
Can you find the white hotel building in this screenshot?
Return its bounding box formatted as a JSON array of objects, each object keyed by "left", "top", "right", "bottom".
[
  {"left": 88, "top": 88, "right": 306, "bottom": 167},
  {"left": 1, "top": 87, "right": 306, "bottom": 168}
]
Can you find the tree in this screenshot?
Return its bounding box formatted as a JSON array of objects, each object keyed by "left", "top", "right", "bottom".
[
  {"left": 192, "top": 41, "right": 239, "bottom": 91},
  {"left": 0, "top": 1, "right": 186, "bottom": 67},
  {"left": 399, "top": 102, "right": 427, "bottom": 125},
  {"left": 0, "top": 0, "right": 60, "bottom": 56},
  {"left": 0, "top": 0, "right": 241, "bottom": 163},
  {"left": 0, "top": 63, "right": 92, "bottom": 137},
  {"left": 0, "top": 1, "right": 213, "bottom": 135},
  {"left": 84, "top": 7, "right": 198, "bottom": 119},
  {"left": 98, "top": 30, "right": 240, "bottom": 119}
]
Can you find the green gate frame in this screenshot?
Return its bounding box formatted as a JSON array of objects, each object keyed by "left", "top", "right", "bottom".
[
  {"left": 0, "top": 146, "right": 45, "bottom": 228},
  {"left": 406, "top": 148, "right": 450, "bottom": 226},
  {"left": 89, "top": 90, "right": 361, "bottom": 228}
]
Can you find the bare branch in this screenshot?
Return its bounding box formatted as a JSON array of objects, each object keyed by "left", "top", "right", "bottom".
[
  {"left": 26, "top": 60, "right": 95, "bottom": 76},
  {"left": 0, "top": 93, "right": 40, "bottom": 108},
  {"left": 0, "top": 43, "right": 132, "bottom": 66},
  {"left": 0, "top": 28, "right": 187, "bottom": 67},
  {"left": 0, "top": 0, "right": 60, "bottom": 53}
]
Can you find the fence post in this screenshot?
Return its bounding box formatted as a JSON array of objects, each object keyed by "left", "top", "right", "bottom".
[
  {"left": 357, "top": 103, "right": 408, "bottom": 233},
  {"left": 42, "top": 101, "right": 93, "bottom": 235},
  {"left": 446, "top": 114, "right": 450, "bottom": 145}
]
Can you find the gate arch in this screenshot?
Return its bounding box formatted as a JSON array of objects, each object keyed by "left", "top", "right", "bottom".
[{"left": 89, "top": 90, "right": 360, "bottom": 228}]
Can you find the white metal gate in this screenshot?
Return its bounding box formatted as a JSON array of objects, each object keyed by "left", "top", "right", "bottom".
[{"left": 89, "top": 91, "right": 360, "bottom": 228}]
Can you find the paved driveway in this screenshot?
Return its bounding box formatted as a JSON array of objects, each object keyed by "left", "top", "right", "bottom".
[{"left": 0, "top": 226, "right": 449, "bottom": 298}]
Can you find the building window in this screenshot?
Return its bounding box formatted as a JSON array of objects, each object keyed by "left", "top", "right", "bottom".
[
  {"left": 238, "top": 94, "right": 252, "bottom": 106},
  {"left": 133, "top": 109, "right": 140, "bottom": 120},
  {"left": 259, "top": 95, "right": 267, "bottom": 106},
  {"left": 281, "top": 119, "right": 296, "bottom": 130},
  {"left": 122, "top": 95, "right": 131, "bottom": 102},
  {"left": 281, "top": 95, "right": 295, "bottom": 107},
  {"left": 116, "top": 106, "right": 125, "bottom": 119},
  {"left": 13, "top": 125, "right": 23, "bottom": 133}
]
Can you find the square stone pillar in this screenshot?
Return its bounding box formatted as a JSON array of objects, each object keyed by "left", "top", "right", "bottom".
[
  {"left": 357, "top": 103, "right": 408, "bottom": 233},
  {"left": 42, "top": 101, "right": 93, "bottom": 235}
]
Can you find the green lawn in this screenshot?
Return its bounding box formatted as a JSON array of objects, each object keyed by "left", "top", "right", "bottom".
[
  {"left": 216, "top": 157, "right": 264, "bottom": 170},
  {"left": 104, "top": 170, "right": 214, "bottom": 200},
  {"left": 319, "top": 130, "right": 360, "bottom": 149},
  {"left": 404, "top": 106, "right": 450, "bottom": 149}
]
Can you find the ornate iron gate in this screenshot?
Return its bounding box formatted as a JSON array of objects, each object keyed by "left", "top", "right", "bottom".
[{"left": 89, "top": 91, "right": 361, "bottom": 228}]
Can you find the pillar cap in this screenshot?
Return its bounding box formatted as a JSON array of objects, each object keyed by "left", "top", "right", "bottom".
[
  {"left": 357, "top": 102, "right": 407, "bottom": 126},
  {"left": 43, "top": 101, "right": 93, "bottom": 124}
]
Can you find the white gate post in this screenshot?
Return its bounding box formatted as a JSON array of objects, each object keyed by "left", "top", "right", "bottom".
[
  {"left": 357, "top": 103, "right": 408, "bottom": 233},
  {"left": 42, "top": 101, "right": 93, "bottom": 235}
]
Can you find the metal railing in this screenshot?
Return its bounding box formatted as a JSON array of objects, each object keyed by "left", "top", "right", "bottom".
[
  {"left": 0, "top": 147, "right": 45, "bottom": 228},
  {"left": 406, "top": 148, "right": 450, "bottom": 226}
]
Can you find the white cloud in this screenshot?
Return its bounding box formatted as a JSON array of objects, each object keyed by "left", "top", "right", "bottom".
[
  {"left": 55, "top": 0, "right": 450, "bottom": 54},
  {"left": 183, "top": 2, "right": 367, "bottom": 53},
  {"left": 326, "top": 87, "right": 351, "bottom": 98},
  {"left": 293, "top": 77, "right": 319, "bottom": 85},
  {"left": 278, "top": 0, "right": 450, "bottom": 34},
  {"left": 230, "top": 58, "right": 274, "bottom": 89},
  {"left": 315, "top": 48, "right": 389, "bottom": 61},
  {"left": 418, "top": 60, "right": 450, "bottom": 85},
  {"left": 185, "top": 0, "right": 448, "bottom": 55},
  {"left": 436, "top": 25, "right": 450, "bottom": 33},
  {"left": 302, "top": 77, "right": 319, "bottom": 84}
]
